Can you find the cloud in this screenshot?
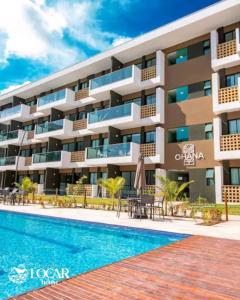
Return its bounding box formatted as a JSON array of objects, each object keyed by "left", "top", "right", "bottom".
[
  {"left": 112, "top": 36, "right": 131, "bottom": 47},
  {"left": 0, "top": 81, "right": 31, "bottom": 95},
  {"left": 0, "top": 0, "right": 132, "bottom": 71}
]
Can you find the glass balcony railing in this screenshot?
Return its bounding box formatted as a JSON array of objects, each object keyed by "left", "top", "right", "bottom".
[
  {"left": 35, "top": 119, "right": 64, "bottom": 134},
  {"left": 90, "top": 66, "right": 133, "bottom": 90},
  {"left": 33, "top": 151, "right": 62, "bottom": 164},
  {"left": 37, "top": 89, "right": 66, "bottom": 107},
  {"left": 0, "top": 130, "right": 19, "bottom": 142},
  {"left": 0, "top": 105, "right": 21, "bottom": 119},
  {"left": 87, "top": 143, "right": 131, "bottom": 159},
  {"left": 88, "top": 103, "right": 132, "bottom": 124},
  {"left": 0, "top": 156, "right": 16, "bottom": 166}
]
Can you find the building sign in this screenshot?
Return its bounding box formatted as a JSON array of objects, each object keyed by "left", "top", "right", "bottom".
[{"left": 174, "top": 144, "right": 205, "bottom": 166}]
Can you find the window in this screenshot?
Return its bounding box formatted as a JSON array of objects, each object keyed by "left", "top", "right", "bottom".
[
  {"left": 226, "top": 73, "right": 240, "bottom": 87},
  {"left": 125, "top": 97, "right": 141, "bottom": 106},
  {"left": 145, "top": 58, "right": 156, "bottom": 68},
  {"left": 76, "top": 141, "right": 84, "bottom": 151},
  {"left": 62, "top": 143, "right": 75, "bottom": 152},
  {"left": 230, "top": 168, "right": 240, "bottom": 185},
  {"left": 205, "top": 123, "right": 213, "bottom": 139},
  {"left": 91, "top": 139, "right": 99, "bottom": 147},
  {"left": 145, "top": 94, "right": 156, "bottom": 105},
  {"left": 121, "top": 171, "right": 136, "bottom": 195},
  {"left": 20, "top": 149, "right": 31, "bottom": 157},
  {"left": 228, "top": 119, "right": 240, "bottom": 134},
  {"left": 224, "top": 30, "right": 236, "bottom": 42},
  {"left": 204, "top": 80, "right": 211, "bottom": 96},
  {"left": 122, "top": 133, "right": 141, "bottom": 144},
  {"left": 176, "top": 48, "right": 188, "bottom": 64},
  {"left": 103, "top": 138, "right": 109, "bottom": 145},
  {"left": 67, "top": 113, "right": 77, "bottom": 121},
  {"left": 26, "top": 100, "right": 36, "bottom": 107},
  {"left": 144, "top": 131, "right": 156, "bottom": 144},
  {"left": 78, "top": 111, "right": 86, "bottom": 120},
  {"left": 167, "top": 48, "right": 188, "bottom": 65},
  {"left": 203, "top": 40, "right": 210, "bottom": 55},
  {"left": 135, "top": 62, "right": 142, "bottom": 69},
  {"left": 168, "top": 127, "right": 189, "bottom": 143},
  {"left": 80, "top": 81, "right": 88, "bottom": 89},
  {"left": 71, "top": 85, "right": 77, "bottom": 92},
  {"left": 168, "top": 86, "right": 188, "bottom": 103},
  {"left": 23, "top": 124, "right": 34, "bottom": 131},
  {"left": 90, "top": 172, "right": 97, "bottom": 184},
  {"left": 145, "top": 170, "right": 155, "bottom": 185},
  {"left": 206, "top": 169, "right": 214, "bottom": 186}
]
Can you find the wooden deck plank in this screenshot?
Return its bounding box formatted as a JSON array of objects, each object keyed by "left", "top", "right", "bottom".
[{"left": 12, "top": 236, "right": 240, "bottom": 300}]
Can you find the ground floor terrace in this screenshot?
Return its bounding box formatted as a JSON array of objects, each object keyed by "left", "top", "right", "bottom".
[{"left": 2, "top": 205, "right": 239, "bottom": 300}]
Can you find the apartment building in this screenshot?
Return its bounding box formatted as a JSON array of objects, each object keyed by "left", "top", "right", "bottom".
[{"left": 0, "top": 0, "right": 239, "bottom": 203}]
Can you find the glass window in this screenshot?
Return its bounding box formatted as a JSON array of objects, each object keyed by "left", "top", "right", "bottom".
[
  {"left": 226, "top": 73, "right": 240, "bottom": 87},
  {"left": 230, "top": 168, "right": 240, "bottom": 185},
  {"left": 228, "top": 119, "right": 240, "bottom": 134},
  {"left": 91, "top": 139, "right": 99, "bottom": 147},
  {"left": 26, "top": 100, "right": 36, "bottom": 107},
  {"left": 224, "top": 30, "right": 236, "bottom": 42},
  {"left": 205, "top": 123, "right": 213, "bottom": 139},
  {"left": 63, "top": 143, "right": 75, "bottom": 152},
  {"left": 203, "top": 40, "right": 210, "bottom": 55},
  {"left": 206, "top": 168, "right": 214, "bottom": 186},
  {"left": 144, "top": 131, "right": 156, "bottom": 144},
  {"left": 176, "top": 127, "right": 189, "bottom": 142},
  {"left": 204, "top": 80, "right": 211, "bottom": 96},
  {"left": 145, "top": 170, "right": 155, "bottom": 185},
  {"left": 145, "top": 94, "right": 156, "bottom": 105},
  {"left": 71, "top": 85, "right": 77, "bottom": 92},
  {"left": 145, "top": 58, "right": 156, "bottom": 68},
  {"left": 20, "top": 149, "right": 31, "bottom": 157},
  {"left": 121, "top": 171, "right": 136, "bottom": 196},
  {"left": 135, "top": 62, "right": 142, "bottom": 69},
  {"left": 80, "top": 81, "right": 88, "bottom": 89},
  {"left": 90, "top": 173, "right": 97, "bottom": 184},
  {"left": 125, "top": 97, "right": 141, "bottom": 106},
  {"left": 122, "top": 133, "right": 140, "bottom": 144},
  {"left": 78, "top": 111, "right": 86, "bottom": 120},
  {"left": 67, "top": 113, "right": 77, "bottom": 121},
  {"left": 76, "top": 141, "right": 84, "bottom": 151},
  {"left": 176, "top": 48, "right": 188, "bottom": 64},
  {"left": 176, "top": 86, "right": 188, "bottom": 102},
  {"left": 23, "top": 124, "right": 34, "bottom": 131}
]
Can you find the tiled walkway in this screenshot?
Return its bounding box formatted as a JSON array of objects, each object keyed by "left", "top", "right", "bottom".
[{"left": 12, "top": 235, "right": 240, "bottom": 300}]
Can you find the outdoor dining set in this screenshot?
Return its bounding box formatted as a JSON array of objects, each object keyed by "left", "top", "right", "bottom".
[{"left": 0, "top": 187, "right": 27, "bottom": 205}]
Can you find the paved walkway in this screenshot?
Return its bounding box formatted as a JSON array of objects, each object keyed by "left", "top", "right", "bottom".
[
  {"left": 0, "top": 204, "right": 240, "bottom": 240},
  {"left": 12, "top": 235, "right": 240, "bottom": 300}
]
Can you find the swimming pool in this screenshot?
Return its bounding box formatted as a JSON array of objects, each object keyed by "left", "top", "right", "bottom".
[{"left": 0, "top": 210, "right": 189, "bottom": 299}]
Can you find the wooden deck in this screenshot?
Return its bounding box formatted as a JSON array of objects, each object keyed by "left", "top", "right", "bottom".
[{"left": 13, "top": 235, "right": 240, "bottom": 300}]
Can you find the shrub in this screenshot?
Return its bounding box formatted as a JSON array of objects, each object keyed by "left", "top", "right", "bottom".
[{"left": 202, "top": 207, "right": 222, "bottom": 225}]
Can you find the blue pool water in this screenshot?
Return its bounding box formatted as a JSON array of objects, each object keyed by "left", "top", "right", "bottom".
[{"left": 0, "top": 211, "right": 188, "bottom": 299}]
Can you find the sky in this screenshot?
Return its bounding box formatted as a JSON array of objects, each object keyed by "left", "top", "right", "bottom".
[{"left": 0, "top": 0, "right": 220, "bottom": 95}]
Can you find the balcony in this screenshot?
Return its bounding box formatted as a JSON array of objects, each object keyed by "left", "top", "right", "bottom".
[
  {"left": 0, "top": 130, "right": 25, "bottom": 147},
  {"left": 211, "top": 28, "right": 240, "bottom": 71},
  {"left": 68, "top": 150, "right": 86, "bottom": 168},
  {"left": 87, "top": 88, "right": 164, "bottom": 132},
  {"left": 74, "top": 88, "right": 96, "bottom": 107},
  {"left": 214, "top": 117, "right": 240, "bottom": 160},
  {"left": 0, "top": 104, "right": 31, "bottom": 124},
  {"left": 87, "top": 103, "right": 140, "bottom": 132},
  {"left": 0, "top": 156, "right": 25, "bottom": 171},
  {"left": 212, "top": 73, "right": 240, "bottom": 114},
  {"left": 34, "top": 119, "right": 73, "bottom": 141},
  {"left": 86, "top": 142, "right": 139, "bottom": 166},
  {"left": 31, "top": 151, "right": 71, "bottom": 169},
  {"left": 37, "top": 88, "right": 76, "bottom": 113}
]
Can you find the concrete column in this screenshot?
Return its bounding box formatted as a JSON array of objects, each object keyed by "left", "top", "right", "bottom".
[
  {"left": 156, "top": 87, "right": 165, "bottom": 124},
  {"left": 236, "top": 28, "right": 240, "bottom": 54},
  {"left": 155, "top": 126, "right": 164, "bottom": 164},
  {"left": 210, "top": 30, "right": 218, "bottom": 64},
  {"left": 213, "top": 117, "right": 222, "bottom": 160},
  {"left": 212, "top": 73, "right": 220, "bottom": 114},
  {"left": 215, "top": 166, "right": 223, "bottom": 204},
  {"left": 156, "top": 50, "right": 165, "bottom": 85}
]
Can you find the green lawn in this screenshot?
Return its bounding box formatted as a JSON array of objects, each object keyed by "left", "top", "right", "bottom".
[{"left": 216, "top": 204, "right": 240, "bottom": 215}]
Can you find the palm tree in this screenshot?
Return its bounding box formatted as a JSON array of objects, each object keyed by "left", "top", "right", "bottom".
[
  {"left": 155, "top": 175, "right": 193, "bottom": 216},
  {"left": 98, "top": 177, "right": 125, "bottom": 209},
  {"left": 15, "top": 176, "right": 37, "bottom": 203},
  {"left": 66, "top": 175, "right": 87, "bottom": 207}
]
